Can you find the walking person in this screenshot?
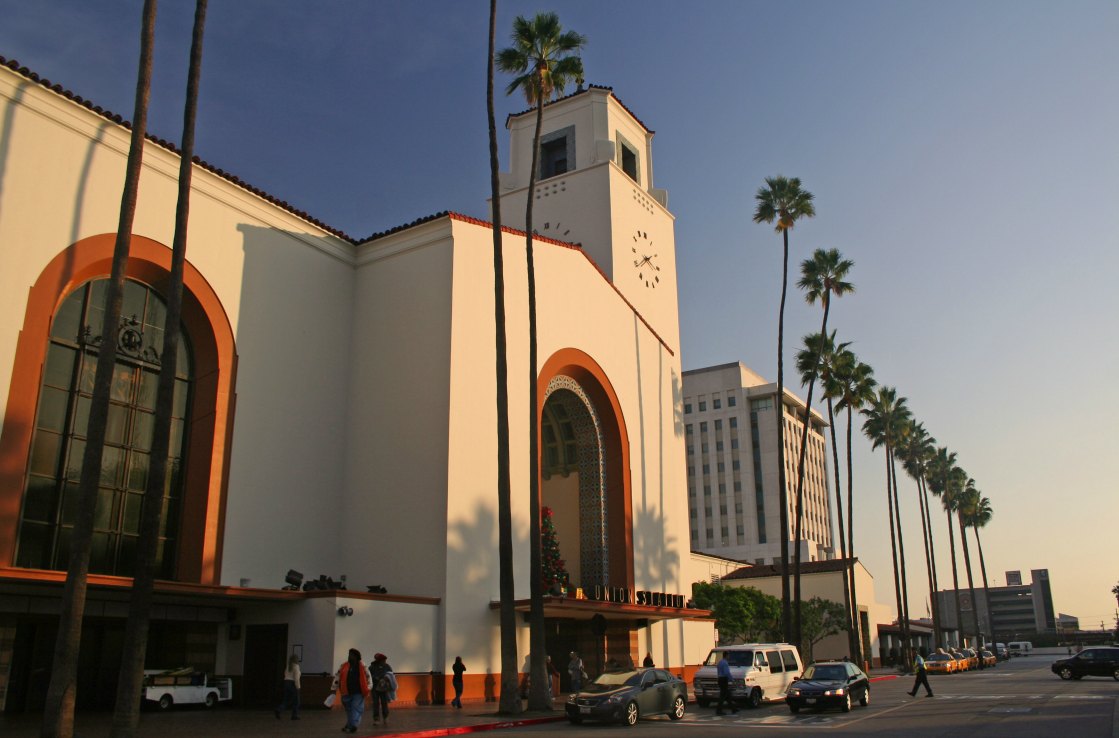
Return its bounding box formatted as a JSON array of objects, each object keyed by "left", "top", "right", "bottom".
[
  {"left": 908, "top": 649, "right": 934, "bottom": 698},
  {"left": 568, "top": 652, "right": 585, "bottom": 692},
  {"left": 275, "top": 652, "right": 301, "bottom": 720},
  {"left": 545, "top": 655, "right": 561, "bottom": 702},
  {"left": 643, "top": 652, "right": 654, "bottom": 668},
  {"left": 451, "top": 656, "right": 466, "bottom": 708},
  {"left": 715, "top": 653, "right": 738, "bottom": 715},
  {"left": 334, "top": 648, "right": 371, "bottom": 734},
  {"left": 370, "top": 652, "right": 398, "bottom": 725}
]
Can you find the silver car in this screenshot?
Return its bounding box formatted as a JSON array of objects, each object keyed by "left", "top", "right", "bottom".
[{"left": 565, "top": 668, "right": 687, "bottom": 726}]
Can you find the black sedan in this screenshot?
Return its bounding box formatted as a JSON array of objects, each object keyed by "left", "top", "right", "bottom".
[
  {"left": 785, "top": 661, "right": 870, "bottom": 714},
  {"left": 566, "top": 668, "right": 687, "bottom": 726},
  {"left": 1051, "top": 647, "right": 1119, "bottom": 681}
]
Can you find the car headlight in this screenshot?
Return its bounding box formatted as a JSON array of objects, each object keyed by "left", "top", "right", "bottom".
[
  {"left": 606, "top": 693, "right": 627, "bottom": 704},
  {"left": 787, "top": 689, "right": 800, "bottom": 697},
  {"left": 823, "top": 688, "right": 845, "bottom": 696},
  {"left": 567, "top": 694, "right": 577, "bottom": 704}
]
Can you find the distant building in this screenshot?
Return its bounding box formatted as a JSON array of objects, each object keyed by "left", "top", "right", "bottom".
[
  {"left": 937, "top": 568, "right": 1058, "bottom": 644},
  {"left": 681, "top": 362, "right": 832, "bottom": 564}
]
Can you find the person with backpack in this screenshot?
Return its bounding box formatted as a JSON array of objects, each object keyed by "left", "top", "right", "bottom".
[{"left": 370, "top": 652, "right": 398, "bottom": 724}]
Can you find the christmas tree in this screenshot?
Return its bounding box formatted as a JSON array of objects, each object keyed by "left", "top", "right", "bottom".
[{"left": 540, "top": 506, "right": 570, "bottom": 594}]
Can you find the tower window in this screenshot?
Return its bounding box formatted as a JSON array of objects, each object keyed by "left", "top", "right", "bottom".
[
  {"left": 616, "top": 131, "right": 640, "bottom": 183},
  {"left": 539, "top": 125, "right": 575, "bottom": 180}
]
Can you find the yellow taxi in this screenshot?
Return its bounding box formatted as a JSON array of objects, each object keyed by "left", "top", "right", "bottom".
[{"left": 924, "top": 653, "right": 957, "bottom": 674}]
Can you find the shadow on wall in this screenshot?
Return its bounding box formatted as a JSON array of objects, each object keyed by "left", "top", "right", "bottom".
[
  {"left": 632, "top": 505, "right": 680, "bottom": 596},
  {"left": 0, "top": 81, "right": 27, "bottom": 228},
  {"left": 446, "top": 497, "right": 529, "bottom": 700}
]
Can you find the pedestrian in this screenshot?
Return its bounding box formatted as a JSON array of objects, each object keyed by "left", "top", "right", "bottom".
[
  {"left": 907, "top": 649, "right": 933, "bottom": 698},
  {"left": 275, "top": 652, "right": 301, "bottom": 720},
  {"left": 568, "top": 651, "right": 585, "bottom": 692},
  {"left": 545, "top": 655, "right": 560, "bottom": 702},
  {"left": 370, "top": 652, "right": 398, "bottom": 725},
  {"left": 643, "top": 652, "right": 654, "bottom": 668},
  {"left": 334, "top": 648, "right": 371, "bottom": 734},
  {"left": 451, "top": 656, "right": 466, "bottom": 708},
  {"left": 714, "top": 653, "right": 738, "bottom": 715}
]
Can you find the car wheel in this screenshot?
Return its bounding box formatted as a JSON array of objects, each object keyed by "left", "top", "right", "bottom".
[
  {"left": 841, "top": 692, "right": 852, "bottom": 713},
  {"left": 860, "top": 686, "right": 870, "bottom": 707},
  {"left": 746, "top": 688, "right": 761, "bottom": 709},
  {"left": 669, "top": 695, "right": 685, "bottom": 719},
  {"left": 158, "top": 694, "right": 173, "bottom": 710},
  {"left": 788, "top": 703, "right": 800, "bottom": 714},
  {"left": 1058, "top": 666, "right": 1073, "bottom": 680},
  {"left": 204, "top": 692, "right": 218, "bottom": 708},
  {"left": 1113, "top": 667, "right": 1119, "bottom": 681},
  {"left": 696, "top": 697, "right": 710, "bottom": 708},
  {"left": 624, "top": 701, "right": 639, "bottom": 726}
]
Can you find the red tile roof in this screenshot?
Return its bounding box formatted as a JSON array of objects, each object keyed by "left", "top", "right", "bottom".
[{"left": 505, "top": 84, "right": 654, "bottom": 134}]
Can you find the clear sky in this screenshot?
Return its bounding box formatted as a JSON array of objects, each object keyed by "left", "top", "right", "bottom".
[{"left": 2, "top": 1, "right": 1117, "bottom": 632}]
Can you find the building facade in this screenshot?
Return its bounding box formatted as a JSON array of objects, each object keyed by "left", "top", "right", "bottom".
[
  {"left": 936, "top": 568, "right": 1058, "bottom": 645},
  {"left": 0, "top": 60, "right": 717, "bottom": 712},
  {"left": 681, "top": 362, "right": 833, "bottom": 564}
]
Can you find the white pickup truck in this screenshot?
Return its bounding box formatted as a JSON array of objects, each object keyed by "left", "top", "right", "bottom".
[{"left": 143, "top": 668, "right": 233, "bottom": 710}]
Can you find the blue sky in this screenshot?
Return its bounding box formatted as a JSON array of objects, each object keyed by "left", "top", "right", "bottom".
[{"left": 3, "top": 1, "right": 1117, "bottom": 629}]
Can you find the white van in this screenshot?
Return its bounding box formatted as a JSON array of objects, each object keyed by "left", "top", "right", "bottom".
[
  {"left": 692, "top": 644, "right": 803, "bottom": 708},
  {"left": 1008, "top": 641, "right": 1033, "bottom": 656}
]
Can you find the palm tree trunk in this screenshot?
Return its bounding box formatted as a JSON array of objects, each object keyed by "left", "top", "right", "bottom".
[
  {"left": 488, "top": 1, "right": 521, "bottom": 715},
  {"left": 921, "top": 477, "right": 943, "bottom": 647},
  {"left": 844, "top": 407, "right": 862, "bottom": 664},
  {"left": 974, "top": 526, "right": 992, "bottom": 648},
  {"left": 945, "top": 505, "right": 964, "bottom": 648},
  {"left": 109, "top": 4, "right": 207, "bottom": 736},
  {"left": 958, "top": 515, "right": 982, "bottom": 654},
  {"left": 525, "top": 85, "right": 548, "bottom": 712},
  {"left": 889, "top": 450, "right": 912, "bottom": 660},
  {"left": 916, "top": 476, "right": 941, "bottom": 647},
  {"left": 776, "top": 229, "right": 791, "bottom": 643},
  {"left": 825, "top": 398, "right": 855, "bottom": 659},
  {"left": 40, "top": 4, "right": 157, "bottom": 736},
  {"left": 792, "top": 306, "right": 831, "bottom": 649},
  {"left": 883, "top": 448, "right": 904, "bottom": 666}
]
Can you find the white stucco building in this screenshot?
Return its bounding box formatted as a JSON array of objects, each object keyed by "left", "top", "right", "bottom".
[
  {"left": 0, "top": 59, "right": 717, "bottom": 712},
  {"left": 682, "top": 362, "right": 833, "bottom": 565}
]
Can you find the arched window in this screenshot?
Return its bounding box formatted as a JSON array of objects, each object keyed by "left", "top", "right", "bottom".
[{"left": 15, "top": 278, "right": 192, "bottom": 578}]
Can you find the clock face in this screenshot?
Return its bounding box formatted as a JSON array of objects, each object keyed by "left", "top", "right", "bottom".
[
  {"left": 631, "top": 230, "right": 660, "bottom": 288},
  {"left": 537, "top": 221, "right": 577, "bottom": 243}
]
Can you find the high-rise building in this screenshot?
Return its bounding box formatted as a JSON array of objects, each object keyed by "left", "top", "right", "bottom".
[
  {"left": 681, "top": 362, "right": 833, "bottom": 564},
  {"left": 937, "top": 568, "right": 1059, "bottom": 641}
]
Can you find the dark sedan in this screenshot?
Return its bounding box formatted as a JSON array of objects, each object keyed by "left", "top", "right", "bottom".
[
  {"left": 565, "top": 668, "right": 687, "bottom": 726},
  {"left": 785, "top": 661, "right": 870, "bottom": 714},
  {"left": 1051, "top": 647, "right": 1119, "bottom": 681}
]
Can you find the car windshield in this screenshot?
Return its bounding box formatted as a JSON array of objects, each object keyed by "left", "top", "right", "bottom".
[
  {"left": 703, "top": 650, "right": 753, "bottom": 667},
  {"left": 803, "top": 664, "right": 846, "bottom": 681},
  {"left": 587, "top": 670, "right": 643, "bottom": 690},
  {"left": 928, "top": 654, "right": 952, "bottom": 662}
]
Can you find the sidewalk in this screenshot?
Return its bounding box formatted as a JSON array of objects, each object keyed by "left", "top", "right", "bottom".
[{"left": 0, "top": 700, "right": 567, "bottom": 738}]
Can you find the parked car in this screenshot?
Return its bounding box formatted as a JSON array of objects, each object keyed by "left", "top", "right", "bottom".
[
  {"left": 143, "top": 668, "right": 232, "bottom": 709},
  {"left": 994, "top": 643, "right": 1009, "bottom": 660},
  {"left": 961, "top": 648, "right": 979, "bottom": 671},
  {"left": 565, "top": 668, "right": 687, "bottom": 726},
  {"left": 948, "top": 649, "right": 969, "bottom": 672},
  {"left": 924, "top": 653, "right": 957, "bottom": 675},
  {"left": 1050, "top": 647, "right": 1119, "bottom": 681},
  {"left": 785, "top": 661, "right": 870, "bottom": 714},
  {"left": 1008, "top": 641, "right": 1033, "bottom": 657},
  {"left": 692, "top": 643, "right": 802, "bottom": 708},
  {"left": 980, "top": 650, "right": 997, "bottom": 668}
]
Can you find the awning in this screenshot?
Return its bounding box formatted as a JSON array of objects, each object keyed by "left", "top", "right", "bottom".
[{"left": 491, "top": 595, "right": 711, "bottom": 622}]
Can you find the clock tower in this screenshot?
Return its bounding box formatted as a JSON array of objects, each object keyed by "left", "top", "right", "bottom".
[{"left": 497, "top": 86, "right": 680, "bottom": 350}]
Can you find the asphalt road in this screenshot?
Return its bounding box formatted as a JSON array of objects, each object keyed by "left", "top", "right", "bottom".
[{"left": 512, "top": 657, "right": 1119, "bottom": 738}]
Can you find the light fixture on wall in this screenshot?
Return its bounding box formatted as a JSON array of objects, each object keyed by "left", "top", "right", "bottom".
[{"left": 337, "top": 606, "right": 354, "bottom": 617}]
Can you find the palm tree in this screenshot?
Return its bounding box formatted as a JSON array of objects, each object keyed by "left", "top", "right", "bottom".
[
  {"left": 967, "top": 495, "right": 994, "bottom": 646},
  {"left": 832, "top": 354, "right": 876, "bottom": 662},
  {"left": 41, "top": 4, "right": 157, "bottom": 737},
  {"left": 929, "top": 450, "right": 965, "bottom": 648},
  {"left": 497, "top": 13, "right": 585, "bottom": 711},
  {"left": 956, "top": 479, "right": 984, "bottom": 655},
  {"left": 110, "top": 3, "right": 208, "bottom": 735},
  {"left": 752, "top": 176, "right": 815, "bottom": 642},
  {"left": 897, "top": 420, "right": 941, "bottom": 647},
  {"left": 861, "top": 386, "right": 913, "bottom": 663},
  {"left": 817, "top": 334, "right": 857, "bottom": 656},
  {"left": 488, "top": 0, "right": 520, "bottom": 715},
  {"left": 790, "top": 248, "right": 853, "bottom": 647}
]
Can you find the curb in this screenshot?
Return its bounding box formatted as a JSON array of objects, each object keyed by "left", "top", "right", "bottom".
[
  {"left": 869, "top": 674, "right": 900, "bottom": 682},
  {"left": 374, "top": 715, "right": 567, "bottom": 738}
]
